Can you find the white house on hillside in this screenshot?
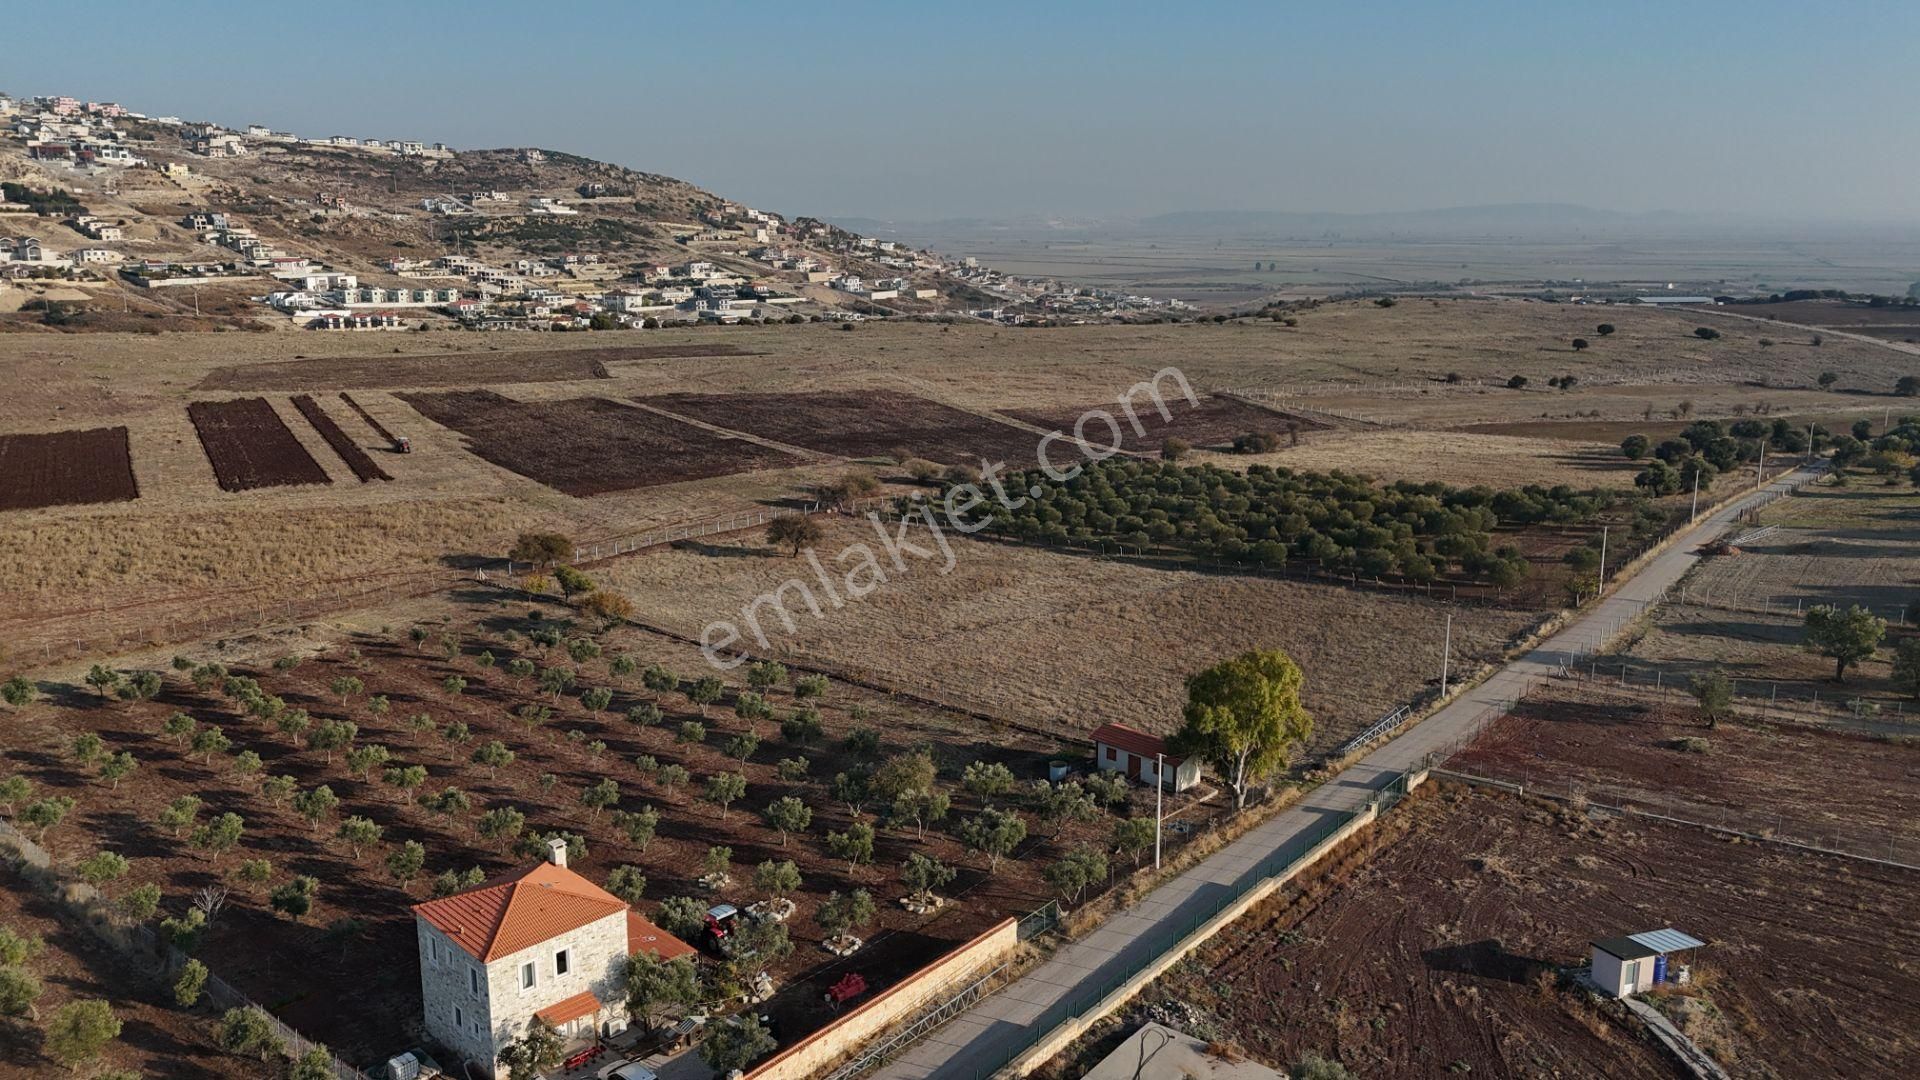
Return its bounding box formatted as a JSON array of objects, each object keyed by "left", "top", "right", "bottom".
[{"left": 412, "top": 840, "right": 694, "bottom": 1078}]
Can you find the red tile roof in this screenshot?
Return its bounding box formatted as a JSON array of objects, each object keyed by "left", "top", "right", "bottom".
[
  {"left": 412, "top": 862, "right": 627, "bottom": 962},
  {"left": 534, "top": 989, "right": 603, "bottom": 1027},
  {"left": 1090, "top": 722, "right": 1184, "bottom": 765},
  {"left": 628, "top": 911, "right": 696, "bottom": 962}
]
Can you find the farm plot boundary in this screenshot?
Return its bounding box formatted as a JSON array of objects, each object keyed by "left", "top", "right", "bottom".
[
  {"left": 338, "top": 392, "right": 396, "bottom": 443},
  {"left": 291, "top": 394, "right": 391, "bottom": 482},
  {"left": 186, "top": 397, "right": 333, "bottom": 492},
  {"left": 0, "top": 425, "right": 140, "bottom": 511},
  {"left": 398, "top": 390, "right": 799, "bottom": 495}
]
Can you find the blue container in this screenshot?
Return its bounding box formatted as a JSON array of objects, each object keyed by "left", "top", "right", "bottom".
[{"left": 1653, "top": 954, "right": 1669, "bottom": 984}]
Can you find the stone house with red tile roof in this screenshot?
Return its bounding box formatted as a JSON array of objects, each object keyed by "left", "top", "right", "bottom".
[{"left": 412, "top": 839, "right": 694, "bottom": 1076}]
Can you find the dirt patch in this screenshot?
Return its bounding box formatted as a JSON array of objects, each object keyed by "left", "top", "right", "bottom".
[
  {"left": 195, "top": 344, "right": 755, "bottom": 392},
  {"left": 186, "top": 398, "right": 332, "bottom": 492},
  {"left": 397, "top": 390, "right": 798, "bottom": 496},
  {"left": 1451, "top": 684, "right": 1920, "bottom": 852},
  {"left": 1153, "top": 783, "right": 1920, "bottom": 1078},
  {"left": 291, "top": 395, "right": 392, "bottom": 483},
  {"left": 0, "top": 426, "right": 140, "bottom": 511},
  {"left": 642, "top": 390, "right": 1041, "bottom": 465}
]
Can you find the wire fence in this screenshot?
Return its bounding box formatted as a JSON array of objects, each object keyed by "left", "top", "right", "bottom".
[
  {"left": 960, "top": 770, "right": 1420, "bottom": 1080},
  {"left": 1669, "top": 582, "right": 1915, "bottom": 628},
  {"left": 1559, "top": 658, "right": 1912, "bottom": 722},
  {"left": 0, "top": 819, "right": 370, "bottom": 1080}
]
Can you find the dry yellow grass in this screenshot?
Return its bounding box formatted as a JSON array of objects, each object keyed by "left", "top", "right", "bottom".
[
  {"left": 1205, "top": 429, "right": 1637, "bottom": 489},
  {"left": 592, "top": 519, "right": 1535, "bottom": 756}
]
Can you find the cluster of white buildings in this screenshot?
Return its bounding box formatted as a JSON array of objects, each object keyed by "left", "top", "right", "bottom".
[{"left": 193, "top": 121, "right": 453, "bottom": 159}]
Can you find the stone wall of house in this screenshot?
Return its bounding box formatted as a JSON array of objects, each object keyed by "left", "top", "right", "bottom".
[
  {"left": 416, "top": 910, "right": 629, "bottom": 1079},
  {"left": 416, "top": 917, "right": 500, "bottom": 1070},
  {"left": 484, "top": 910, "right": 629, "bottom": 1048}
]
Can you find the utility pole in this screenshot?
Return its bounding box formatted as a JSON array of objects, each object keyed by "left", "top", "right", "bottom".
[
  {"left": 1690, "top": 468, "right": 1700, "bottom": 522},
  {"left": 1597, "top": 526, "right": 1609, "bottom": 585},
  {"left": 1441, "top": 613, "right": 1453, "bottom": 696},
  {"left": 1153, "top": 752, "right": 1164, "bottom": 871}
]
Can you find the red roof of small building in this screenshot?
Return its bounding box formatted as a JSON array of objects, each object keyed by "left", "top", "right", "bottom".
[
  {"left": 1090, "top": 722, "right": 1185, "bottom": 765},
  {"left": 412, "top": 862, "right": 627, "bottom": 962},
  {"left": 534, "top": 990, "right": 603, "bottom": 1027},
  {"left": 628, "top": 911, "right": 696, "bottom": 961}
]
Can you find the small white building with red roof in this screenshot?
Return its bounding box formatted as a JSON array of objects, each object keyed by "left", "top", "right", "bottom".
[
  {"left": 1090, "top": 722, "right": 1202, "bottom": 792},
  {"left": 412, "top": 838, "right": 693, "bottom": 1076}
]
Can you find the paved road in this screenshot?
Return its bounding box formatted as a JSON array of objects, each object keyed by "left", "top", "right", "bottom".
[{"left": 871, "top": 467, "right": 1814, "bottom": 1080}]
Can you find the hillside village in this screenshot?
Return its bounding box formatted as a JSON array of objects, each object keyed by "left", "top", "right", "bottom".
[{"left": 0, "top": 91, "right": 1189, "bottom": 332}]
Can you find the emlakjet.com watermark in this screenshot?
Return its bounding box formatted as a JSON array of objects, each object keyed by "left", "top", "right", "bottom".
[{"left": 700, "top": 367, "right": 1199, "bottom": 669}]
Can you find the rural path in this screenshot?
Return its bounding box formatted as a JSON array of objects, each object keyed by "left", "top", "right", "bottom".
[{"left": 870, "top": 466, "right": 1815, "bottom": 1080}]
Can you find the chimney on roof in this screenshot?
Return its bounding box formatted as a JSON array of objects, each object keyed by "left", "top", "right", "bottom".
[{"left": 547, "top": 837, "right": 568, "bottom": 869}]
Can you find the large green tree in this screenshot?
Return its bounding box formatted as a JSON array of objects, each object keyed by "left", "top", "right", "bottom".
[
  {"left": 1803, "top": 605, "right": 1886, "bottom": 683},
  {"left": 1172, "top": 649, "right": 1313, "bottom": 809}
]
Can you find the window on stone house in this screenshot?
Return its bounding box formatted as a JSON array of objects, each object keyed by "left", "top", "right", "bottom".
[
  {"left": 521, "top": 961, "right": 536, "bottom": 990},
  {"left": 554, "top": 948, "right": 570, "bottom": 977}
]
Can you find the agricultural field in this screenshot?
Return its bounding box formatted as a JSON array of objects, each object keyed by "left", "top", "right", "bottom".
[
  {"left": 1449, "top": 684, "right": 1920, "bottom": 859},
  {"left": 186, "top": 398, "right": 333, "bottom": 492},
  {"left": 196, "top": 343, "right": 755, "bottom": 392},
  {"left": 0, "top": 594, "right": 1138, "bottom": 1066},
  {"left": 592, "top": 518, "right": 1536, "bottom": 759},
  {"left": 642, "top": 390, "right": 1043, "bottom": 465},
  {"left": 999, "top": 395, "right": 1330, "bottom": 455},
  {"left": 0, "top": 426, "right": 140, "bottom": 511},
  {"left": 397, "top": 390, "right": 801, "bottom": 496},
  {"left": 1059, "top": 782, "right": 1920, "bottom": 1079},
  {"left": 0, "top": 859, "right": 252, "bottom": 1078},
  {"left": 1720, "top": 298, "right": 1920, "bottom": 343},
  {"left": 291, "top": 394, "right": 392, "bottom": 483},
  {"left": 1619, "top": 480, "right": 1920, "bottom": 709},
  {"left": 0, "top": 302, "right": 1912, "bottom": 691}
]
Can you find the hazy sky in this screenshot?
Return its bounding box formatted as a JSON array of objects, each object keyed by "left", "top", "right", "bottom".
[{"left": 10, "top": 0, "right": 1918, "bottom": 222}]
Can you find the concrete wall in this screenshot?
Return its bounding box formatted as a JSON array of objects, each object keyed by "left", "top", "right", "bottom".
[
  {"left": 742, "top": 917, "right": 1019, "bottom": 1080},
  {"left": 1007, "top": 789, "right": 1403, "bottom": 1077}
]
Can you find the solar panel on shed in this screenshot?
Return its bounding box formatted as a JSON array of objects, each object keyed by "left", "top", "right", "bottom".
[{"left": 1629, "top": 928, "right": 1705, "bottom": 954}]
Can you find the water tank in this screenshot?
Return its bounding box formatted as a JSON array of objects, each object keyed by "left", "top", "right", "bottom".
[
  {"left": 385, "top": 1052, "right": 421, "bottom": 1080},
  {"left": 1653, "top": 954, "right": 1668, "bottom": 984},
  {"left": 1048, "top": 760, "right": 1070, "bottom": 783}
]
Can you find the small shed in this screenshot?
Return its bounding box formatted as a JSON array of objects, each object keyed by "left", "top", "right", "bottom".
[
  {"left": 1091, "top": 723, "right": 1201, "bottom": 793},
  {"left": 1590, "top": 928, "right": 1705, "bottom": 998}
]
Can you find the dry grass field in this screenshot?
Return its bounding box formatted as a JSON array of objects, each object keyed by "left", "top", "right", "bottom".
[
  {"left": 1215, "top": 429, "right": 1638, "bottom": 489},
  {"left": 590, "top": 519, "right": 1536, "bottom": 759}
]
